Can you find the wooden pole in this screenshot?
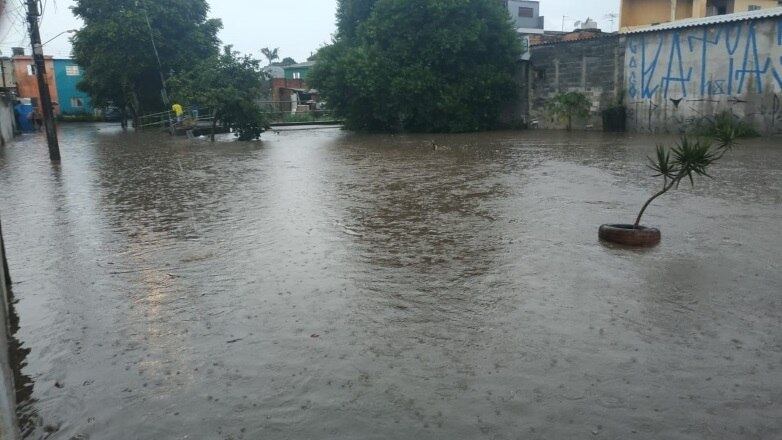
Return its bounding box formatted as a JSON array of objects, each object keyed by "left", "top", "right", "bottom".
[{"left": 26, "top": 0, "right": 61, "bottom": 162}]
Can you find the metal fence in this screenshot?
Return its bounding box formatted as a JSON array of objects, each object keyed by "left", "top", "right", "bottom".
[{"left": 135, "top": 101, "right": 339, "bottom": 132}]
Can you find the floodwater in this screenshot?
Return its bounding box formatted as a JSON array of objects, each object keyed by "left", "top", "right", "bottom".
[{"left": 0, "top": 124, "right": 780, "bottom": 439}]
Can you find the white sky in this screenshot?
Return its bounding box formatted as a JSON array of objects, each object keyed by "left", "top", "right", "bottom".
[{"left": 0, "top": 0, "right": 620, "bottom": 61}]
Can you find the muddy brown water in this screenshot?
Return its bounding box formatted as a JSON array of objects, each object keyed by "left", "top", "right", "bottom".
[{"left": 0, "top": 124, "right": 780, "bottom": 439}]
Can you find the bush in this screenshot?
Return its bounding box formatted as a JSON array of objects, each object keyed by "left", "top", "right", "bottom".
[
  {"left": 547, "top": 92, "right": 592, "bottom": 130},
  {"left": 691, "top": 111, "right": 759, "bottom": 139}
]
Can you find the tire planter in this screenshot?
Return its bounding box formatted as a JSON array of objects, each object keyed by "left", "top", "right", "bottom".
[{"left": 599, "top": 224, "right": 661, "bottom": 247}]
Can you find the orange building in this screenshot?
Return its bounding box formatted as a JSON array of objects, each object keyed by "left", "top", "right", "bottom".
[
  {"left": 620, "top": 0, "right": 780, "bottom": 30},
  {"left": 12, "top": 55, "right": 60, "bottom": 115}
]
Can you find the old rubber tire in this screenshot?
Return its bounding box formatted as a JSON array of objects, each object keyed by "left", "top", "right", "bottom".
[{"left": 599, "top": 224, "right": 661, "bottom": 247}]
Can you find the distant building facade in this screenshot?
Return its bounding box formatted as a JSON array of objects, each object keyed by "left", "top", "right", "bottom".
[
  {"left": 53, "top": 59, "right": 93, "bottom": 115},
  {"left": 11, "top": 55, "right": 60, "bottom": 116},
  {"left": 0, "top": 58, "right": 14, "bottom": 93},
  {"left": 271, "top": 62, "right": 319, "bottom": 110},
  {"left": 619, "top": 0, "right": 781, "bottom": 30},
  {"left": 503, "top": 0, "right": 545, "bottom": 31}
]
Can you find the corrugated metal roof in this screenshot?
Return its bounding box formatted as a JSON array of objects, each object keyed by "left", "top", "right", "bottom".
[
  {"left": 284, "top": 61, "right": 316, "bottom": 69},
  {"left": 622, "top": 7, "right": 782, "bottom": 35}
]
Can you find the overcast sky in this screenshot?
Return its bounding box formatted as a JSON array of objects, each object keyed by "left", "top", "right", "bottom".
[{"left": 0, "top": 0, "right": 620, "bottom": 61}]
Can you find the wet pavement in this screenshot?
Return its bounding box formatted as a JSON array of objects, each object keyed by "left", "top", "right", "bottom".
[{"left": 0, "top": 124, "right": 780, "bottom": 439}]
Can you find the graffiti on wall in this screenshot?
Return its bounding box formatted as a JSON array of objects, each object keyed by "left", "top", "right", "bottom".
[{"left": 626, "top": 18, "right": 782, "bottom": 101}]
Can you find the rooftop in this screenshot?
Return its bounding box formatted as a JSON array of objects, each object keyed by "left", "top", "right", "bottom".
[{"left": 283, "top": 61, "right": 316, "bottom": 70}]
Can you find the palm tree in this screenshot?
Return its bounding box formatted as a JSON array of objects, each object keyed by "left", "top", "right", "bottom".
[
  {"left": 260, "top": 47, "right": 280, "bottom": 66},
  {"left": 635, "top": 128, "right": 737, "bottom": 227}
]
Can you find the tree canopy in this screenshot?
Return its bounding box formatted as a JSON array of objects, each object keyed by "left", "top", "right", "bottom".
[
  {"left": 170, "top": 46, "right": 269, "bottom": 141},
  {"left": 310, "top": 0, "right": 521, "bottom": 133},
  {"left": 335, "top": 0, "right": 379, "bottom": 41},
  {"left": 71, "top": 0, "right": 222, "bottom": 119}
]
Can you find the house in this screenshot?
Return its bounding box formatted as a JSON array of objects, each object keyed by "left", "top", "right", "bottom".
[
  {"left": 271, "top": 62, "right": 319, "bottom": 112},
  {"left": 11, "top": 54, "right": 60, "bottom": 116},
  {"left": 283, "top": 61, "right": 315, "bottom": 82},
  {"left": 53, "top": 59, "right": 92, "bottom": 116},
  {"left": 0, "top": 58, "right": 15, "bottom": 94},
  {"left": 503, "top": 1, "right": 545, "bottom": 32},
  {"left": 619, "top": 0, "right": 781, "bottom": 30}
]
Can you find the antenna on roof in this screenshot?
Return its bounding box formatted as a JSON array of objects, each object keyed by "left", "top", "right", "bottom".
[{"left": 605, "top": 13, "right": 619, "bottom": 32}]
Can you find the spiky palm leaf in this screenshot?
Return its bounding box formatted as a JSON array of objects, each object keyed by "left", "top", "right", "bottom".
[
  {"left": 671, "top": 137, "right": 717, "bottom": 187},
  {"left": 648, "top": 145, "right": 677, "bottom": 179}
]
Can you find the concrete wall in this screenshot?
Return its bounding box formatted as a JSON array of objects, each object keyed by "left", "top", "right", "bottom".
[
  {"left": 0, "top": 97, "right": 15, "bottom": 146},
  {"left": 625, "top": 16, "right": 782, "bottom": 134},
  {"left": 0, "top": 219, "right": 20, "bottom": 440},
  {"left": 523, "top": 35, "right": 626, "bottom": 130}
]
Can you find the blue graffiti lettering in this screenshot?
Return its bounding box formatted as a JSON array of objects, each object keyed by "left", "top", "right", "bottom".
[
  {"left": 735, "top": 22, "right": 771, "bottom": 94},
  {"left": 728, "top": 58, "right": 735, "bottom": 95},
  {"left": 641, "top": 35, "right": 664, "bottom": 99},
  {"left": 629, "top": 39, "right": 639, "bottom": 54},
  {"left": 688, "top": 28, "right": 723, "bottom": 96},
  {"left": 725, "top": 24, "right": 743, "bottom": 55},
  {"left": 663, "top": 33, "right": 693, "bottom": 98},
  {"left": 706, "top": 80, "right": 727, "bottom": 95}
]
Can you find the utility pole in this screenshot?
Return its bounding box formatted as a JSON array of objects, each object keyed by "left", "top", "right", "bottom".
[
  {"left": 26, "top": 0, "right": 61, "bottom": 162},
  {"left": 138, "top": 1, "right": 170, "bottom": 106}
]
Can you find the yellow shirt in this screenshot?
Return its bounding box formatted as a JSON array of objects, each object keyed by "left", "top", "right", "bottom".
[{"left": 172, "top": 104, "right": 184, "bottom": 117}]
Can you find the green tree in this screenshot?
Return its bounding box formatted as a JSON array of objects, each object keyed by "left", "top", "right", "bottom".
[
  {"left": 171, "top": 46, "right": 269, "bottom": 141},
  {"left": 311, "top": 0, "right": 521, "bottom": 133},
  {"left": 71, "top": 0, "right": 222, "bottom": 124},
  {"left": 547, "top": 92, "right": 592, "bottom": 130},
  {"left": 277, "top": 57, "right": 298, "bottom": 66},
  {"left": 335, "top": 0, "right": 379, "bottom": 41}
]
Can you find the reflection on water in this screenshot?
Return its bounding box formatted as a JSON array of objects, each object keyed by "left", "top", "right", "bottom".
[{"left": 0, "top": 124, "right": 780, "bottom": 439}]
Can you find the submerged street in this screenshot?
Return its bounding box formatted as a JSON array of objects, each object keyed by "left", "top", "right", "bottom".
[{"left": 0, "top": 124, "right": 780, "bottom": 439}]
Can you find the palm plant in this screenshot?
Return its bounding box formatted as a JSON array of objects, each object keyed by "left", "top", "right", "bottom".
[
  {"left": 634, "top": 128, "right": 738, "bottom": 227},
  {"left": 260, "top": 47, "right": 280, "bottom": 66}
]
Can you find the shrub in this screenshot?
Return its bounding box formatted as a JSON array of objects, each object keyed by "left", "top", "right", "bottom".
[{"left": 547, "top": 92, "right": 592, "bottom": 130}]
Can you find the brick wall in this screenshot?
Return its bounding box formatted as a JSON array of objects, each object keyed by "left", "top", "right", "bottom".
[{"left": 520, "top": 35, "right": 626, "bottom": 130}]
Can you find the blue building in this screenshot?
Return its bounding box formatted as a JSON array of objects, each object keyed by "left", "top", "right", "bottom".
[{"left": 53, "top": 59, "right": 93, "bottom": 116}]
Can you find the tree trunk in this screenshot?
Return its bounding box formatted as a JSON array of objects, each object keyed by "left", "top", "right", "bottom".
[
  {"left": 210, "top": 109, "right": 218, "bottom": 142},
  {"left": 634, "top": 175, "right": 681, "bottom": 227},
  {"left": 130, "top": 91, "right": 142, "bottom": 129},
  {"left": 567, "top": 114, "right": 572, "bottom": 130}
]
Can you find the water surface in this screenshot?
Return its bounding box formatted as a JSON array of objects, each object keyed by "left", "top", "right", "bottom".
[{"left": 0, "top": 124, "right": 780, "bottom": 439}]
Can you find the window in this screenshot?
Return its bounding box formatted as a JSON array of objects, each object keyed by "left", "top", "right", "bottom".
[
  {"left": 748, "top": 5, "right": 761, "bottom": 11},
  {"left": 26, "top": 65, "right": 35, "bottom": 76},
  {"left": 292, "top": 72, "right": 301, "bottom": 80},
  {"left": 519, "top": 7, "right": 534, "bottom": 18},
  {"left": 70, "top": 97, "right": 84, "bottom": 108},
  {"left": 65, "top": 65, "right": 80, "bottom": 76}
]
